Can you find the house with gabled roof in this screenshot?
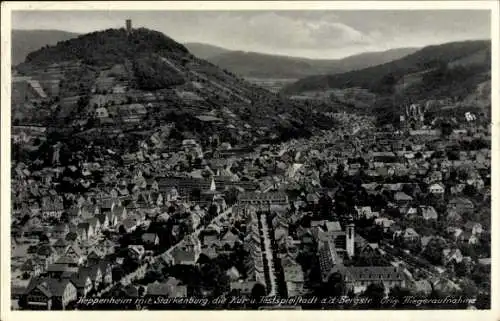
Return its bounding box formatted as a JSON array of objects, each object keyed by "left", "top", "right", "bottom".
[
  {"left": 413, "top": 279, "right": 433, "bottom": 296},
  {"left": 200, "top": 224, "right": 220, "bottom": 245},
  {"left": 97, "top": 260, "right": 113, "bottom": 286},
  {"left": 118, "top": 185, "right": 130, "bottom": 197},
  {"left": 446, "top": 209, "right": 462, "bottom": 223},
  {"left": 98, "top": 198, "right": 116, "bottom": 212},
  {"left": 64, "top": 230, "right": 79, "bottom": 243},
  {"left": 41, "top": 196, "right": 64, "bottom": 220},
  {"left": 149, "top": 192, "right": 163, "bottom": 207},
  {"left": 89, "top": 216, "right": 101, "bottom": 234},
  {"left": 355, "top": 206, "right": 378, "bottom": 219},
  {"left": 145, "top": 277, "right": 187, "bottom": 298},
  {"left": 82, "top": 249, "right": 101, "bottom": 268},
  {"left": 113, "top": 205, "right": 127, "bottom": 221},
  {"left": 317, "top": 240, "right": 342, "bottom": 282},
  {"left": 447, "top": 197, "right": 474, "bottom": 215},
  {"left": 225, "top": 266, "right": 241, "bottom": 282},
  {"left": 66, "top": 206, "right": 79, "bottom": 222},
  {"left": 359, "top": 243, "right": 380, "bottom": 257},
  {"left": 23, "top": 277, "right": 78, "bottom": 310},
  {"left": 274, "top": 220, "right": 289, "bottom": 245},
  {"left": 466, "top": 177, "right": 485, "bottom": 191},
  {"left": 459, "top": 231, "right": 479, "bottom": 245},
  {"left": 95, "top": 211, "right": 109, "bottom": 230},
  {"left": 230, "top": 279, "right": 258, "bottom": 296},
  {"left": 442, "top": 248, "right": 463, "bottom": 266},
  {"left": 62, "top": 243, "right": 84, "bottom": 265},
  {"left": 76, "top": 222, "right": 93, "bottom": 242},
  {"left": 446, "top": 226, "right": 463, "bottom": 241},
  {"left": 146, "top": 178, "right": 159, "bottom": 192},
  {"left": 401, "top": 227, "right": 420, "bottom": 242},
  {"left": 28, "top": 201, "right": 41, "bottom": 215},
  {"left": 419, "top": 205, "right": 438, "bottom": 220},
  {"left": 342, "top": 266, "right": 405, "bottom": 294},
  {"left": 431, "top": 277, "right": 460, "bottom": 294},
  {"left": 47, "top": 260, "right": 77, "bottom": 278},
  {"left": 109, "top": 188, "right": 119, "bottom": 199},
  {"left": 169, "top": 235, "right": 201, "bottom": 265},
  {"left": 382, "top": 183, "right": 403, "bottom": 192},
  {"left": 375, "top": 217, "right": 395, "bottom": 232},
  {"left": 51, "top": 223, "right": 70, "bottom": 239},
  {"left": 36, "top": 244, "right": 59, "bottom": 265},
  {"left": 76, "top": 195, "right": 87, "bottom": 208},
  {"left": 70, "top": 268, "right": 93, "bottom": 297},
  {"left": 128, "top": 245, "right": 145, "bottom": 262},
  {"left": 105, "top": 210, "right": 118, "bottom": 228},
  {"left": 201, "top": 240, "right": 221, "bottom": 259},
  {"left": 142, "top": 233, "right": 160, "bottom": 246},
  {"left": 464, "top": 221, "right": 483, "bottom": 235},
  {"left": 133, "top": 191, "right": 147, "bottom": 208},
  {"left": 121, "top": 217, "right": 138, "bottom": 233},
  {"left": 80, "top": 204, "right": 99, "bottom": 220},
  {"left": 425, "top": 170, "right": 443, "bottom": 184},
  {"left": 388, "top": 224, "right": 403, "bottom": 239},
  {"left": 219, "top": 229, "right": 240, "bottom": 250},
  {"left": 52, "top": 238, "right": 69, "bottom": 255},
  {"left": 402, "top": 206, "right": 418, "bottom": 217},
  {"left": 420, "top": 235, "right": 443, "bottom": 251},
  {"left": 117, "top": 284, "right": 143, "bottom": 299},
  {"left": 123, "top": 197, "right": 138, "bottom": 210},
  {"left": 394, "top": 192, "right": 413, "bottom": 205},
  {"left": 428, "top": 183, "right": 445, "bottom": 196},
  {"left": 21, "top": 258, "right": 44, "bottom": 277},
  {"left": 83, "top": 264, "right": 103, "bottom": 290}
]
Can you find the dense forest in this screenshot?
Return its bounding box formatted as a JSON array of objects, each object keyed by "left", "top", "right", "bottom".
[
  {"left": 404, "top": 63, "right": 490, "bottom": 102},
  {"left": 133, "top": 55, "right": 186, "bottom": 90},
  {"left": 23, "top": 28, "right": 189, "bottom": 68},
  {"left": 372, "top": 62, "right": 490, "bottom": 127}
]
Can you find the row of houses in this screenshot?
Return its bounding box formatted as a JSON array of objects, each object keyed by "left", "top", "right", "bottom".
[{"left": 19, "top": 243, "right": 113, "bottom": 310}]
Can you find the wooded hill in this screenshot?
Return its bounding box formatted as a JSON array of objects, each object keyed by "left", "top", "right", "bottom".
[{"left": 282, "top": 40, "right": 491, "bottom": 100}]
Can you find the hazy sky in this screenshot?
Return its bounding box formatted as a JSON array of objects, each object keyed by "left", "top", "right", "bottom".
[{"left": 12, "top": 10, "right": 491, "bottom": 59}]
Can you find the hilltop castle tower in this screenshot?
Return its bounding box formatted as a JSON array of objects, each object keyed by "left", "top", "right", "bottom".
[{"left": 126, "top": 19, "right": 132, "bottom": 34}]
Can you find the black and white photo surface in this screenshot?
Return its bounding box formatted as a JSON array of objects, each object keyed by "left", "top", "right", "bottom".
[{"left": 3, "top": 2, "right": 497, "bottom": 314}]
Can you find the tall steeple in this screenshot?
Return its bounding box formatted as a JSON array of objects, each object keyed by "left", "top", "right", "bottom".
[
  {"left": 209, "top": 176, "right": 216, "bottom": 192},
  {"left": 346, "top": 215, "right": 355, "bottom": 258}
]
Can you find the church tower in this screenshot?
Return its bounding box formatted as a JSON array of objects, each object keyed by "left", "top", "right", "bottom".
[
  {"left": 209, "top": 176, "right": 216, "bottom": 192},
  {"left": 346, "top": 217, "right": 355, "bottom": 258}
]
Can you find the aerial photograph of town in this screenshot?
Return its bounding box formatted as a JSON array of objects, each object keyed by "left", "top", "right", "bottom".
[{"left": 7, "top": 7, "right": 493, "bottom": 311}]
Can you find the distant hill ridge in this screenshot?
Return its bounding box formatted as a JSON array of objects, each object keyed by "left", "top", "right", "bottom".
[
  {"left": 282, "top": 39, "right": 491, "bottom": 95},
  {"left": 12, "top": 29, "right": 80, "bottom": 66},
  {"left": 13, "top": 29, "right": 419, "bottom": 78},
  {"left": 182, "top": 42, "right": 232, "bottom": 60},
  {"left": 16, "top": 27, "right": 338, "bottom": 143},
  {"left": 185, "top": 42, "right": 420, "bottom": 79},
  {"left": 278, "top": 39, "right": 491, "bottom": 128}
]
